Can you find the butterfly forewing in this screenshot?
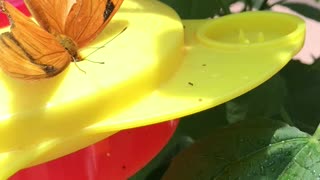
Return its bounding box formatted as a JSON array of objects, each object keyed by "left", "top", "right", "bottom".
[
  {"left": 0, "top": 2, "right": 71, "bottom": 79},
  {"left": 24, "top": 0, "right": 124, "bottom": 48},
  {"left": 24, "top": 0, "right": 75, "bottom": 34},
  {"left": 65, "top": 0, "right": 124, "bottom": 47}
]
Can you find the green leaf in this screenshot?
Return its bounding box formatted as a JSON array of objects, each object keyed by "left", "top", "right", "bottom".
[
  {"left": 189, "top": 0, "right": 222, "bottom": 18},
  {"left": 280, "top": 60, "right": 320, "bottom": 134},
  {"left": 252, "top": 0, "right": 268, "bottom": 10},
  {"left": 159, "top": 0, "right": 235, "bottom": 19},
  {"left": 180, "top": 104, "right": 228, "bottom": 139},
  {"left": 159, "top": 0, "right": 192, "bottom": 19},
  {"left": 281, "top": 3, "right": 320, "bottom": 22},
  {"left": 311, "top": 58, "right": 320, "bottom": 72},
  {"left": 162, "top": 119, "right": 320, "bottom": 179},
  {"left": 226, "top": 74, "right": 287, "bottom": 124}
]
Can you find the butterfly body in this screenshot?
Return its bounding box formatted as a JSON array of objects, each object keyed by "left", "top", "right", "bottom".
[
  {"left": 55, "top": 34, "right": 79, "bottom": 61},
  {"left": 0, "top": 0, "right": 124, "bottom": 80}
]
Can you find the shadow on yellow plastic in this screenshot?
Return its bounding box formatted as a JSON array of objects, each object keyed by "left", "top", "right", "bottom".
[{"left": 0, "top": 0, "right": 305, "bottom": 179}]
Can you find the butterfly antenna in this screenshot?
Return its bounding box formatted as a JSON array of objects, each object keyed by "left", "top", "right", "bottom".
[
  {"left": 83, "top": 26, "right": 128, "bottom": 60},
  {"left": 86, "top": 59, "right": 105, "bottom": 64},
  {"left": 72, "top": 57, "right": 86, "bottom": 74}
]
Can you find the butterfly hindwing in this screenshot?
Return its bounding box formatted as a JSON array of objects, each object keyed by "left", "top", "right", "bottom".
[{"left": 0, "top": 1, "right": 71, "bottom": 79}]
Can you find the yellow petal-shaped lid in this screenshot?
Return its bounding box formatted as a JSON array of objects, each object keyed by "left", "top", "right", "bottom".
[{"left": 0, "top": 0, "right": 305, "bottom": 178}]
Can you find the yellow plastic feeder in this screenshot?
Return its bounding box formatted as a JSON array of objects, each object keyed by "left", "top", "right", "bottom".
[{"left": 0, "top": 0, "right": 305, "bottom": 179}]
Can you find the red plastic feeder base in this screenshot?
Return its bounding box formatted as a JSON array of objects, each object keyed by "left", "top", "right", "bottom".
[{"left": 10, "top": 120, "right": 179, "bottom": 180}]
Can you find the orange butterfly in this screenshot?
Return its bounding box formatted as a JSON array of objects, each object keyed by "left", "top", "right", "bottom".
[{"left": 0, "top": 0, "right": 124, "bottom": 79}]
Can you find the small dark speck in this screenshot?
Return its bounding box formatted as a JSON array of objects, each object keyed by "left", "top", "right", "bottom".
[
  {"left": 183, "top": 25, "right": 186, "bottom": 29},
  {"left": 122, "top": 165, "right": 126, "bottom": 170},
  {"left": 198, "top": 98, "right": 202, "bottom": 102},
  {"left": 202, "top": 64, "right": 207, "bottom": 66},
  {"left": 188, "top": 82, "right": 194, "bottom": 86}
]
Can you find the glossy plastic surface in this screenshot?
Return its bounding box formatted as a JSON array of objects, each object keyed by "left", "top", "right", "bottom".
[
  {"left": 0, "top": 0, "right": 305, "bottom": 178},
  {"left": 10, "top": 120, "right": 178, "bottom": 180}
]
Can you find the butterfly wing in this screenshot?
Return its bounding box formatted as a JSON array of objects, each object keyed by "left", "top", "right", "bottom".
[
  {"left": 0, "top": 1, "right": 71, "bottom": 79},
  {"left": 64, "top": 0, "right": 124, "bottom": 47},
  {"left": 24, "top": 0, "right": 124, "bottom": 47},
  {"left": 23, "top": 0, "right": 75, "bottom": 34}
]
